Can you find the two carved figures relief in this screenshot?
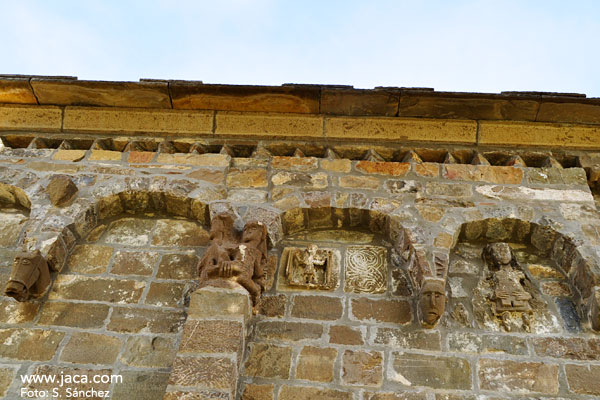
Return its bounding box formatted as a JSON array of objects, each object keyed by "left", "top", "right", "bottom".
[{"left": 197, "top": 214, "right": 268, "bottom": 306}]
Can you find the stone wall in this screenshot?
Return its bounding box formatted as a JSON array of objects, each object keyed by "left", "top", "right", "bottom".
[
  {"left": 1, "top": 82, "right": 600, "bottom": 399},
  {"left": 0, "top": 136, "right": 598, "bottom": 399}
]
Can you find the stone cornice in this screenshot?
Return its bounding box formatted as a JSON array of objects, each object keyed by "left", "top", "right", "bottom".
[{"left": 1, "top": 76, "right": 600, "bottom": 149}]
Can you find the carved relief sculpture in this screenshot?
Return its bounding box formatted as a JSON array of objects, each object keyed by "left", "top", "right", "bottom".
[
  {"left": 483, "top": 243, "right": 532, "bottom": 314},
  {"left": 345, "top": 245, "right": 387, "bottom": 294},
  {"left": 285, "top": 244, "right": 334, "bottom": 289},
  {"left": 197, "top": 214, "right": 267, "bottom": 305},
  {"left": 4, "top": 250, "right": 51, "bottom": 301},
  {"left": 418, "top": 278, "right": 447, "bottom": 328}
]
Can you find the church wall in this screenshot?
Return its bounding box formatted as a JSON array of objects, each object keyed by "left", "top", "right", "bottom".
[{"left": 0, "top": 85, "right": 599, "bottom": 399}]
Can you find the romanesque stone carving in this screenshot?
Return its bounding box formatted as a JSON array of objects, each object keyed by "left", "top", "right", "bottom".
[
  {"left": 284, "top": 245, "right": 333, "bottom": 289},
  {"left": 4, "top": 251, "right": 51, "bottom": 301},
  {"left": 345, "top": 245, "right": 387, "bottom": 294},
  {"left": 418, "top": 278, "right": 447, "bottom": 328},
  {"left": 197, "top": 214, "right": 267, "bottom": 305},
  {"left": 483, "top": 243, "right": 532, "bottom": 314}
]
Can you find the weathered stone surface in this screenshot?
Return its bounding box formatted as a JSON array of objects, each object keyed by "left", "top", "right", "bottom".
[
  {"left": 272, "top": 156, "right": 318, "bottom": 171},
  {"left": 448, "top": 332, "right": 528, "bottom": 355},
  {"left": 216, "top": 112, "right": 322, "bottom": 138},
  {"left": 179, "top": 319, "right": 243, "bottom": 354},
  {"left": 0, "top": 367, "right": 15, "bottom": 398},
  {"left": 52, "top": 149, "right": 86, "bottom": 161},
  {"left": 145, "top": 282, "right": 186, "bottom": 307},
  {"left": 104, "top": 218, "right": 155, "bottom": 246},
  {"left": 50, "top": 275, "right": 145, "bottom": 303},
  {"left": 46, "top": 175, "right": 78, "bottom": 206},
  {"left": 157, "top": 252, "right": 199, "bottom": 279},
  {"left": 356, "top": 161, "right": 410, "bottom": 176},
  {"left": 540, "top": 281, "right": 572, "bottom": 296},
  {"left": 37, "top": 301, "right": 109, "bottom": 328},
  {"left": 169, "top": 356, "right": 236, "bottom": 390},
  {"left": 296, "top": 346, "right": 337, "bottom": 382},
  {"left": 64, "top": 106, "right": 213, "bottom": 135},
  {"left": 339, "top": 175, "right": 380, "bottom": 189},
  {"left": 342, "top": 350, "right": 383, "bottom": 386},
  {"left": 244, "top": 343, "right": 292, "bottom": 378},
  {"left": 157, "top": 153, "right": 230, "bottom": 167},
  {"left": 278, "top": 385, "right": 353, "bottom": 400},
  {"left": 89, "top": 149, "right": 122, "bottom": 161},
  {"left": 566, "top": 364, "right": 600, "bottom": 395},
  {"left": 321, "top": 88, "right": 399, "bottom": 116},
  {"left": 532, "top": 337, "right": 600, "bottom": 360},
  {"left": 120, "top": 336, "right": 177, "bottom": 367},
  {"left": 0, "top": 104, "right": 62, "bottom": 131},
  {"left": 0, "top": 328, "right": 64, "bottom": 361},
  {"left": 325, "top": 116, "right": 477, "bottom": 143},
  {"left": 32, "top": 79, "right": 171, "bottom": 108},
  {"left": 108, "top": 307, "right": 185, "bottom": 333},
  {"left": 364, "top": 392, "right": 427, "bottom": 400},
  {"left": 321, "top": 159, "right": 352, "bottom": 173},
  {"left": 171, "top": 84, "right": 319, "bottom": 113},
  {"left": 398, "top": 94, "right": 539, "bottom": 121},
  {"left": 242, "top": 383, "right": 274, "bottom": 400},
  {"left": 271, "top": 171, "right": 328, "bottom": 188},
  {"left": 0, "top": 211, "right": 27, "bottom": 246},
  {"left": 258, "top": 294, "right": 287, "bottom": 317},
  {"left": 425, "top": 182, "right": 472, "bottom": 197},
  {"left": 112, "top": 370, "right": 170, "bottom": 400},
  {"left": 415, "top": 163, "right": 439, "bottom": 177},
  {"left": 111, "top": 250, "right": 158, "bottom": 275},
  {"left": 60, "top": 332, "right": 121, "bottom": 365},
  {"left": 444, "top": 165, "right": 523, "bottom": 184},
  {"left": 391, "top": 353, "right": 471, "bottom": 389},
  {"left": 373, "top": 328, "right": 441, "bottom": 351},
  {"left": 0, "top": 78, "right": 37, "bottom": 104},
  {"left": 0, "top": 300, "right": 39, "bottom": 323},
  {"left": 226, "top": 168, "right": 268, "bottom": 188},
  {"left": 67, "top": 244, "right": 113, "bottom": 274},
  {"left": 351, "top": 298, "right": 412, "bottom": 324},
  {"left": 479, "top": 120, "right": 600, "bottom": 149},
  {"left": 291, "top": 295, "right": 343, "bottom": 320},
  {"left": 478, "top": 358, "right": 558, "bottom": 394},
  {"left": 255, "top": 321, "right": 323, "bottom": 342},
  {"left": 152, "top": 219, "right": 210, "bottom": 247},
  {"left": 329, "top": 325, "right": 364, "bottom": 345},
  {"left": 188, "top": 287, "right": 251, "bottom": 320}
]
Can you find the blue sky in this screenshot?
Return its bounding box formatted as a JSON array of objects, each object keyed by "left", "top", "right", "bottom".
[{"left": 2, "top": 0, "right": 600, "bottom": 96}]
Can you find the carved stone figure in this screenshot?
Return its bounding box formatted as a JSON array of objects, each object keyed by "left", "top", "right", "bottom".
[
  {"left": 198, "top": 214, "right": 267, "bottom": 305},
  {"left": 418, "top": 278, "right": 447, "bottom": 328},
  {"left": 285, "top": 245, "right": 333, "bottom": 289},
  {"left": 4, "top": 251, "right": 51, "bottom": 301},
  {"left": 483, "top": 243, "right": 532, "bottom": 314}
]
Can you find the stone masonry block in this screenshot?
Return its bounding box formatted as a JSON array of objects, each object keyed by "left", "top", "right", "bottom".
[
  {"left": 325, "top": 116, "right": 477, "bottom": 143},
  {"left": 216, "top": 112, "right": 322, "bottom": 138},
  {"left": 63, "top": 106, "right": 213, "bottom": 135},
  {"left": 0, "top": 104, "right": 62, "bottom": 131}
]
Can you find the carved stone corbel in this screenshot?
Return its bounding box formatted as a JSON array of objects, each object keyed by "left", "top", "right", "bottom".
[
  {"left": 197, "top": 213, "right": 267, "bottom": 306},
  {"left": 4, "top": 250, "right": 51, "bottom": 301}
]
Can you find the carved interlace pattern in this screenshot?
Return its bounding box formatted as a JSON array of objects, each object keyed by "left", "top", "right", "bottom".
[{"left": 345, "top": 246, "right": 387, "bottom": 294}]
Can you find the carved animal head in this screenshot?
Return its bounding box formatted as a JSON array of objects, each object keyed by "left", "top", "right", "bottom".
[
  {"left": 5, "top": 251, "right": 51, "bottom": 302},
  {"left": 418, "top": 278, "right": 447, "bottom": 328}
]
